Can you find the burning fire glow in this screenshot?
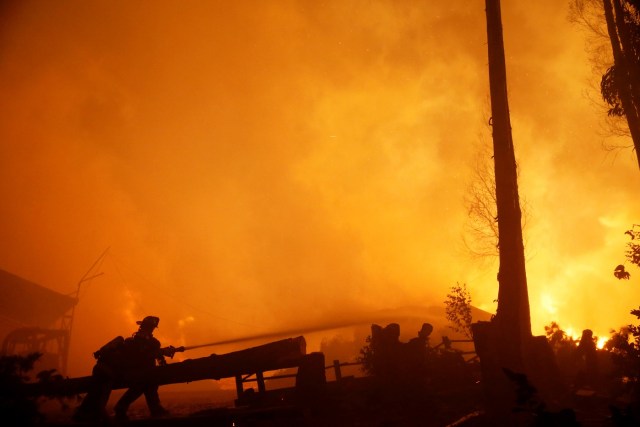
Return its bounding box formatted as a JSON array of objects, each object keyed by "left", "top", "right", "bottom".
[{"left": 0, "top": 1, "right": 639, "bottom": 377}]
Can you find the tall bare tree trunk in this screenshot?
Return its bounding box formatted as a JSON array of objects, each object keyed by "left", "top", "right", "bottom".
[
  {"left": 470, "top": 2, "right": 545, "bottom": 420},
  {"left": 486, "top": 0, "right": 531, "bottom": 368},
  {"left": 472, "top": 4, "right": 565, "bottom": 420},
  {"left": 605, "top": 0, "right": 640, "bottom": 167}
]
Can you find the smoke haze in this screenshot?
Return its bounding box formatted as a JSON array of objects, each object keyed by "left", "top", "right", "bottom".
[{"left": 1, "top": 0, "right": 639, "bottom": 376}]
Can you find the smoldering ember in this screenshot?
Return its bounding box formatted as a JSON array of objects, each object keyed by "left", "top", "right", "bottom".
[{"left": 2, "top": 0, "right": 640, "bottom": 426}]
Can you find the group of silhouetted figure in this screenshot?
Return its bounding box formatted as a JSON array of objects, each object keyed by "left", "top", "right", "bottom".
[
  {"left": 73, "top": 315, "right": 182, "bottom": 423},
  {"left": 368, "top": 323, "right": 432, "bottom": 381},
  {"left": 68, "top": 316, "right": 607, "bottom": 424},
  {"left": 365, "top": 322, "right": 473, "bottom": 392}
]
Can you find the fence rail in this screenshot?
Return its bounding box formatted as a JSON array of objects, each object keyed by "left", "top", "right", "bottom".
[{"left": 238, "top": 336, "right": 477, "bottom": 391}]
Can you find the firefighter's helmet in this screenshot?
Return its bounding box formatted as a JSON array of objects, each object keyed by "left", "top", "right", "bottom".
[{"left": 136, "top": 316, "right": 160, "bottom": 329}]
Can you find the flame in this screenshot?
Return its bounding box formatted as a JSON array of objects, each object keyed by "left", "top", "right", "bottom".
[
  {"left": 564, "top": 327, "right": 580, "bottom": 342},
  {"left": 1, "top": 1, "right": 640, "bottom": 377}
]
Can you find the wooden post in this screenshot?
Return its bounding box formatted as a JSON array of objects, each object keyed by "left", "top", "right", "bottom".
[
  {"left": 235, "top": 375, "right": 244, "bottom": 396},
  {"left": 295, "top": 353, "right": 326, "bottom": 399},
  {"left": 256, "top": 372, "right": 266, "bottom": 394},
  {"left": 333, "top": 360, "right": 342, "bottom": 381}
]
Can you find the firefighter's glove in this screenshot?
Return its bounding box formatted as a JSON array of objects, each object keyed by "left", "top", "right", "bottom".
[
  {"left": 165, "top": 346, "right": 176, "bottom": 358},
  {"left": 161, "top": 345, "right": 185, "bottom": 359}
]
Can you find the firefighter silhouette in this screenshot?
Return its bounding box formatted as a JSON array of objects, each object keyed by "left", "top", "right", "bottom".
[{"left": 73, "top": 315, "right": 181, "bottom": 422}]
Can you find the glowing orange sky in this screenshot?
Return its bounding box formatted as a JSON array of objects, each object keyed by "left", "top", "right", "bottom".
[{"left": 1, "top": 0, "right": 640, "bottom": 376}]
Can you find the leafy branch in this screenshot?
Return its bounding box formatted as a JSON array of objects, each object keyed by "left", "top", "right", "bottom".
[
  {"left": 614, "top": 224, "right": 640, "bottom": 279},
  {"left": 444, "top": 283, "right": 473, "bottom": 339}
]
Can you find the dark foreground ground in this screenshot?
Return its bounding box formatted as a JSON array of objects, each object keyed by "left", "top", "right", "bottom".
[
  {"left": 41, "top": 377, "right": 483, "bottom": 427},
  {"left": 37, "top": 377, "right": 638, "bottom": 427}
]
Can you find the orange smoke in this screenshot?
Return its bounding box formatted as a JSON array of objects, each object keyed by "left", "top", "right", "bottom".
[{"left": 0, "top": 1, "right": 639, "bottom": 377}]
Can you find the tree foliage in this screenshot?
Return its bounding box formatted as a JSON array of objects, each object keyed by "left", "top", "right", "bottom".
[
  {"left": 444, "top": 283, "right": 473, "bottom": 340},
  {"left": 544, "top": 321, "right": 572, "bottom": 350},
  {"left": 571, "top": 0, "right": 640, "bottom": 167},
  {"left": 601, "top": 1, "right": 640, "bottom": 116},
  {"left": 605, "top": 306, "right": 640, "bottom": 397},
  {"left": 0, "top": 352, "right": 75, "bottom": 425},
  {"left": 0, "top": 353, "right": 44, "bottom": 426},
  {"left": 463, "top": 144, "right": 500, "bottom": 260},
  {"left": 613, "top": 224, "right": 640, "bottom": 279},
  {"left": 463, "top": 142, "right": 529, "bottom": 262},
  {"left": 357, "top": 335, "right": 375, "bottom": 375}
]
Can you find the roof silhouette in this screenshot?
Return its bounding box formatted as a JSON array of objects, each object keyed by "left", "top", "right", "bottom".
[{"left": 0, "top": 269, "right": 77, "bottom": 327}]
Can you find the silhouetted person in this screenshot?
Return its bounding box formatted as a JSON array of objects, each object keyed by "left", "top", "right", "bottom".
[
  {"left": 410, "top": 323, "right": 433, "bottom": 347},
  {"left": 73, "top": 336, "right": 125, "bottom": 422},
  {"left": 371, "top": 323, "right": 402, "bottom": 379},
  {"left": 114, "top": 316, "right": 177, "bottom": 421},
  {"left": 407, "top": 324, "right": 433, "bottom": 361},
  {"left": 403, "top": 323, "right": 434, "bottom": 382},
  {"left": 575, "top": 329, "right": 598, "bottom": 388},
  {"left": 73, "top": 316, "right": 181, "bottom": 422}
]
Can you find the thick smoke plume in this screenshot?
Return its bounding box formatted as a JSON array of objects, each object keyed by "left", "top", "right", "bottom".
[{"left": 1, "top": 1, "right": 639, "bottom": 375}]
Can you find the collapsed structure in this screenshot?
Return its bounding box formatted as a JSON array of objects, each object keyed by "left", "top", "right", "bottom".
[{"left": 0, "top": 269, "right": 77, "bottom": 375}]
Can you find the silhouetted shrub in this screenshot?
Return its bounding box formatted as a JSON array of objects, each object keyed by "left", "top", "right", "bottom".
[
  {"left": 0, "top": 353, "right": 44, "bottom": 426},
  {"left": 0, "top": 352, "right": 75, "bottom": 426},
  {"left": 605, "top": 307, "right": 640, "bottom": 397},
  {"left": 613, "top": 225, "right": 640, "bottom": 280},
  {"left": 544, "top": 322, "right": 572, "bottom": 350},
  {"left": 357, "top": 335, "right": 375, "bottom": 376},
  {"left": 444, "top": 282, "right": 473, "bottom": 339}
]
